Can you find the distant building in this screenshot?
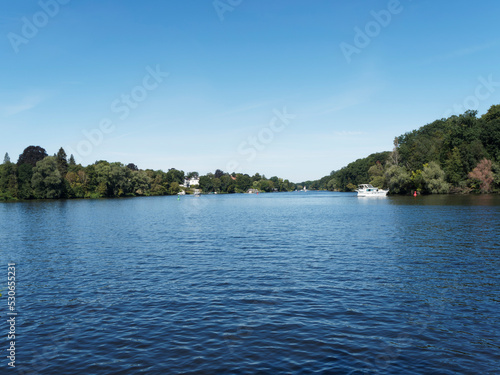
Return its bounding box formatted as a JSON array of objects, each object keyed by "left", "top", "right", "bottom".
[
  {"left": 247, "top": 188, "right": 259, "bottom": 194},
  {"left": 183, "top": 177, "right": 200, "bottom": 188}
]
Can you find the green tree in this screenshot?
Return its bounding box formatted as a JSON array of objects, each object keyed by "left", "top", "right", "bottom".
[
  {"left": 17, "top": 163, "right": 34, "bottom": 199},
  {"left": 214, "top": 169, "right": 224, "bottom": 179},
  {"left": 56, "top": 147, "right": 69, "bottom": 176},
  {"left": 346, "top": 182, "right": 357, "bottom": 191},
  {"left": 421, "top": 162, "right": 450, "bottom": 194},
  {"left": 166, "top": 168, "right": 185, "bottom": 185},
  {"left": 220, "top": 174, "right": 234, "bottom": 193},
  {"left": 212, "top": 178, "right": 221, "bottom": 192},
  {"left": 236, "top": 174, "right": 252, "bottom": 192},
  {"left": 132, "top": 170, "right": 151, "bottom": 195},
  {"left": 93, "top": 161, "right": 133, "bottom": 197},
  {"left": 444, "top": 147, "right": 465, "bottom": 185},
  {"left": 410, "top": 169, "right": 424, "bottom": 192},
  {"left": 65, "top": 170, "right": 87, "bottom": 198},
  {"left": 479, "top": 115, "right": 500, "bottom": 161},
  {"left": 493, "top": 162, "right": 500, "bottom": 191},
  {"left": 481, "top": 104, "right": 500, "bottom": 123},
  {"left": 109, "top": 162, "right": 133, "bottom": 196},
  {"left": 199, "top": 174, "right": 215, "bottom": 193},
  {"left": 385, "top": 165, "right": 412, "bottom": 194},
  {"left": 31, "top": 156, "right": 63, "bottom": 199},
  {"left": 0, "top": 160, "right": 18, "bottom": 200},
  {"left": 169, "top": 181, "right": 180, "bottom": 195},
  {"left": 3, "top": 153, "right": 10, "bottom": 164},
  {"left": 327, "top": 178, "right": 338, "bottom": 191},
  {"left": 150, "top": 172, "right": 168, "bottom": 195},
  {"left": 282, "top": 179, "right": 292, "bottom": 192},
  {"left": 84, "top": 164, "right": 98, "bottom": 196},
  {"left": 252, "top": 173, "right": 262, "bottom": 182},
  {"left": 257, "top": 179, "right": 274, "bottom": 192},
  {"left": 329, "top": 152, "right": 390, "bottom": 191},
  {"left": 368, "top": 161, "right": 385, "bottom": 188}
]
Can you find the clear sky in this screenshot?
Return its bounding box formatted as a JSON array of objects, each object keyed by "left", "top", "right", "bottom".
[{"left": 1, "top": 0, "right": 499, "bottom": 182}]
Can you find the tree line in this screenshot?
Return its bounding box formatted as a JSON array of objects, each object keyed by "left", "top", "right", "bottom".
[
  {"left": 0, "top": 147, "right": 299, "bottom": 200},
  {"left": 4, "top": 104, "right": 498, "bottom": 200},
  {"left": 308, "top": 104, "right": 500, "bottom": 194},
  {"left": 198, "top": 170, "right": 297, "bottom": 194}
]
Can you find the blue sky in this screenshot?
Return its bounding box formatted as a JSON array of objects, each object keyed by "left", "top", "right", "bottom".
[{"left": 1, "top": 0, "right": 499, "bottom": 181}]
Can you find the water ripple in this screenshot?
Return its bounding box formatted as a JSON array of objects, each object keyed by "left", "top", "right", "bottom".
[{"left": 1, "top": 193, "right": 499, "bottom": 373}]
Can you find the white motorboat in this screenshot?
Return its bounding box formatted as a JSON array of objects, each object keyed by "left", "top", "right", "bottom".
[{"left": 356, "top": 184, "right": 388, "bottom": 197}]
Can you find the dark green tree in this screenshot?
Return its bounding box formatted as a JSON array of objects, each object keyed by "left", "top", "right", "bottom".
[
  {"left": 444, "top": 147, "right": 465, "bottom": 185},
  {"left": 220, "top": 174, "right": 234, "bottom": 193},
  {"left": 479, "top": 116, "right": 500, "bottom": 161},
  {"left": 199, "top": 173, "right": 215, "bottom": 192},
  {"left": 0, "top": 161, "right": 18, "bottom": 200},
  {"left": 17, "top": 146, "right": 48, "bottom": 167},
  {"left": 252, "top": 173, "right": 262, "bottom": 182},
  {"left": 56, "top": 147, "right": 69, "bottom": 176},
  {"left": 214, "top": 169, "right": 224, "bottom": 179},
  {"left": 127, "top": 163, "right": 139, "bottom": 171},
  {"left": 257, "top": 179, "right": 274, "bottom": 192},
  {"left": 236, "top": 174, "right": 252, "bottom": 192},
  {"left": 481, "top": 104, "right": 500, "bottom": 123},
  {"left": 17, "top": 163, "right": 33, "bottom": 199},
  {"left": 132, "top": 170, "right": 151, "bottom": 195},
  {"left": 166, "top": 168, "right": 185, "bottom": 185}
]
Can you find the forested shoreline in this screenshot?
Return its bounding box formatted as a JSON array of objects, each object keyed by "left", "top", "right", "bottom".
[
  {"left": 2, "top": 105, "right": 500, "bottom": 201},
  {"left": 0, "top": 147, "right": 299, "bottom": 201},
  {"left": 303, "top": 105, "right": 500, "bottom": 194}
]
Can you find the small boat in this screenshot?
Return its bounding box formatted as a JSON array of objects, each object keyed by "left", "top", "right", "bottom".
[{"left": 356, "top": 184, "right": 388, "bottom": 197}]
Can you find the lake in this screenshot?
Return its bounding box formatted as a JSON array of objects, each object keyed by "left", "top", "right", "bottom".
[{"left": 1, "top": 192, "right": 499, "bottom": 374}]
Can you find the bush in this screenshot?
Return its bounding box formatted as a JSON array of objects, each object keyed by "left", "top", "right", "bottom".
[{"left": 422, "top": 162, "right": 450, "bottom": 194}]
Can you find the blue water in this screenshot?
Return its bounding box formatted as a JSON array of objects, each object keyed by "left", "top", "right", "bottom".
[{"left": 1, "top": 192, "right": 499, "bottom": 374}]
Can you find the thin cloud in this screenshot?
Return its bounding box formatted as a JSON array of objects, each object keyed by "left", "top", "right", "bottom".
[
  {"left": 219, "top": 99, "right": 278, "bottom": 117},
  {"left": 61, "top": 81, "right": 84, "bottom": 85},
  {"left": 419, "top": 41, "right": 498, "bottom": 65},
  {"left": 0, "top": 95, "right": 46, "bottom": 117},
  {"left": 315, "top": 87, "right": 377, "bottom": 116},
  {"left": 333, "top": 130, "right": 366, "bottom": 136}
]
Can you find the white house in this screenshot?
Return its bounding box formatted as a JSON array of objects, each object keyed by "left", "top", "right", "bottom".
[{"left": 183, "top": 177, "right": 200, "bottom": 188}]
